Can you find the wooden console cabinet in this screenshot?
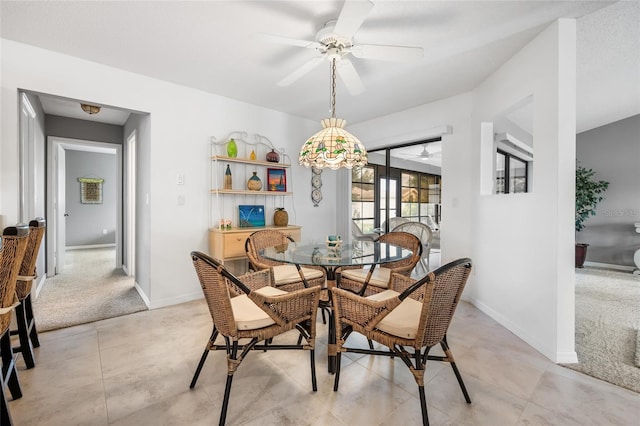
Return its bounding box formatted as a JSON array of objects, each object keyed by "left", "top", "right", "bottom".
[{"left": 208, "top": 225, "right": 302, "bottom": 263}]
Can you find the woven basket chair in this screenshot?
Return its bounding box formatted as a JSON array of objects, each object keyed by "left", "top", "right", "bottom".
[
  {"left": 392, "top": 221, "right": 433, "bottom": 274},
  {"left": 331, "top": 257, "right": 473, "bottom": 426},
  {"left": 245, "top": 229, "right": 330, "bottom": 324},
  {"left": 11, "top": 218, "right": 45, "bottom": 369},
  {"left": 339, "top": 231, "right": 422, "bottom": 296},
  {"left": 245, "top": 229, "right": 326, "bottom": 292},
  {"left": 0, "top": 225, "right": 30, "bottom": 426},
  {"left": 189, "top": 251, "right": 321, "bottom": 426}
]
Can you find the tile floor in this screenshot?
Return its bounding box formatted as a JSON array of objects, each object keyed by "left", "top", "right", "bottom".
[{"left": 6, "top": 295, "right": 640, "bottom": 426}]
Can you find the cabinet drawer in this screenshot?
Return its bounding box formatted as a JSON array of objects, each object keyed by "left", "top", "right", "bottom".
[{"left": 224, "top": 233, "right": 251, "bottom": 258}]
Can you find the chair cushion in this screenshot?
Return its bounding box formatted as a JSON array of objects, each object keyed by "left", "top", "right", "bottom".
[
  {"left": 341, "top": 267, "right": 392, "bottom": 288},
  {"left": 272, "top": 264, "right": 324, "bottom": 285},
  {"left": 231, "top": 286, "right": 287, "bottom": 330},
  {"left": 367, "top": 290, "right": 422, "bottom": 339}
]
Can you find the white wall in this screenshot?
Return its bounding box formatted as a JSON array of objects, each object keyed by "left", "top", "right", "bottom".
[
  {"left": 1, "top": 39, "right": 332, "bottom": 308},
  {"left": 469, "top": 19, "right": 577, "bottom": 362}
]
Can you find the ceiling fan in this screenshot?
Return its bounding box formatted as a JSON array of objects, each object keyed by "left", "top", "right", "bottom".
[
  {"left": 396, "top": 145, "right": 442, "bottom": 161},
  {"left": 257, "top": 0, "right": 424, "bottom": 95}
]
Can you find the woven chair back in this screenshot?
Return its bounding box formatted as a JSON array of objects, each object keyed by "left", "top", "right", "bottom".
[
  {"left": 246, "top": 229, "right": 293, "bottom": 269},
  {"left": 377, "top": 231, "right": 422, "bottom": 271},
  {"left": 191, "top": 252, "right": 239, "bottom": 337},
  {"left": 0, "top": 225, "right": 30, "bottom": 333},
  {"left": 418, "top": 258, "right": 472, "bottom": 348},
  {"left": 16, "top": 218, "right": 46, "bottom": 299},
  {"left": 392, "top": 221, "right": 432, "bottom": 247}
]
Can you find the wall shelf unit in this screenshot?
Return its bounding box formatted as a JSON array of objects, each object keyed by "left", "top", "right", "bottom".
[{"left": 209, "top": 131, "right": 299, "bottom": 272}]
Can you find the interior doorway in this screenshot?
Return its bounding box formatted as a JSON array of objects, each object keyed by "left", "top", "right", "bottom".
[{"left": 46, "top": 137, "right": 122, "bottom": 276}]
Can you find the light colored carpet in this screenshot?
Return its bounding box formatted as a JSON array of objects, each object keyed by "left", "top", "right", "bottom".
[
  {"left": 34, "top": 247, "right": 147, "bottom": 331},
  {"left": 564, "top": 267, "right": 640, "bottom": 393}
]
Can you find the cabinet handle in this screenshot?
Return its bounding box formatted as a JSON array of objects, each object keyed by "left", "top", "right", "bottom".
[{"left": 236, "top": 237, "right": 242, "bottom": 241}]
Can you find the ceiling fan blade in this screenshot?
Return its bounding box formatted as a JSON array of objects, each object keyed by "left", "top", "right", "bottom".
[
  {"left": 337, "top": 59, "right": 365, "bottom": 96},
  {"left": 277, "top": 57, "right": 324, "bottom": 87},
  {"left": 351, "top": 44, "right": 424, "bottom": 62},
  {"left": 255, "top": 33, "right": 321, "bottom": 50},
  {"left": 334, "top": 0, "right": 374, "bottom": 39}
]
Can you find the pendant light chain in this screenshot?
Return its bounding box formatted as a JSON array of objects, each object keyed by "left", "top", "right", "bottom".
[{"left": 331, "top": 58, "right": 337, "bottom": 119}]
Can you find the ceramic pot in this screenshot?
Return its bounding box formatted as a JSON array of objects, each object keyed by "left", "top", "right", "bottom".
[
  {"left": 575, "top": 243, "right": 589, "bottom": 268},
  {"left": 247, "top": 172, "right": 262, "bottom": 191},
  {"left": 274, "top": 208, "right": 289, "bottom": 226},
  {"left": 266, "top": 149, "right": 280, "bottom": 163}
]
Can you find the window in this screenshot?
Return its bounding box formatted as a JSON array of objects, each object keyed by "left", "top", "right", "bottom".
[
  {"left": 351, "top": 166, "right": 376, "bottom": 234},
  {"left": 496, "top": 149, "right": 528, "bottom": 194},
  {"left": 401, "top": 171, "right": 441, "bottom": 224},
  {"left": 352, "top": 165, "right": 441, "bottom": 231}
]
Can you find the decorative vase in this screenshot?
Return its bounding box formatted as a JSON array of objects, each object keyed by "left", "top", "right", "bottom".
[
  {"left": 226, "top": 138, "right": 238, "bottom": 158},
  {"left": 266, "top": 149, "right": 280, "bottom": 163},
  {"left": 224, "top": 164, "right": 232, "bottom": 190},
  {"left": 274, "top": 208, "right": 289, "bottom": 227},
  {"left": 247, "top": 172, "right": 262, "bottom": 191},
  {"left": 250, "top": 150, "right": 256, "bottom": 160}
]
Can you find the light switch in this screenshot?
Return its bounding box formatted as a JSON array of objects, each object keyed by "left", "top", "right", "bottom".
[
  {"left": 177, "top": 195, "right": 185, "bottom": 206},
  {"left": 177, "top": 173, "right": 185, "bottom": 185}
]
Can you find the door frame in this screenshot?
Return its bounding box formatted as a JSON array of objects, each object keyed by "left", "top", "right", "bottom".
[{"left": 46, "top": 136, "right": 122, "bottom": 276}]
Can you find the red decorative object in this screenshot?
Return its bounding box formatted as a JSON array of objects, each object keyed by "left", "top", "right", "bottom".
[{"left": 266, "top": 149, "right": 280, "bottom": 163}]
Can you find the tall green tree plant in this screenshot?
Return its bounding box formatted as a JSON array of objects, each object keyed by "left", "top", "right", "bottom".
[
  {"left": 575, "top": 164, "right": 609, "bottom": 232},
  {"left": 575, "top": 164, "right": 608, "bottom": 267}
]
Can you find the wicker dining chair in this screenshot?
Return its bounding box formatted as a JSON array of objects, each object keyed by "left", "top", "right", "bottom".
[
  {"left": 245, "top": 229, "right": 326, "bottom": 292},
  {"left": 392, "top": 221, "right": 433, "bottom": 274},
  {"left": 189, "top": 251, "right": 321, "bottom": 426},
  {"left": 11, "top": 218, "right": 45, "bottom": 369},
  {"left": 331, "top": 257, "right": 473, "bottom": 426},
  {"left": 1, "top": 225, "right": 30, "bottom": 426},
  {"left": 339, "top": 231, "right": 422, "bottom": 296}
]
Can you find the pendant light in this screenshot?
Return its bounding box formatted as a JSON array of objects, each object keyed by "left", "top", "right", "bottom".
[{"left": 298, "top": 58, "right": 367, "bottom": 170}]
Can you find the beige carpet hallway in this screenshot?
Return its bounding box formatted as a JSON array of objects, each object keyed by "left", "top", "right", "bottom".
[{"left": 33, "top": 247, "right": 147, "bottom": 331}]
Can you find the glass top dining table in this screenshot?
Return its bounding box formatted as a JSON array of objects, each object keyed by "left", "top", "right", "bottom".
[
  {"left": 261, "top": 239, "right": 412, "bottom": 374},
  {"left": 260, "top": 240, "right": 412, "bottom": 280}
]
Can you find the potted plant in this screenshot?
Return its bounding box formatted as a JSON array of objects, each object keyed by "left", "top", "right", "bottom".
[{"left": 575, "top": 164, "right": 609, "bottom": 267}]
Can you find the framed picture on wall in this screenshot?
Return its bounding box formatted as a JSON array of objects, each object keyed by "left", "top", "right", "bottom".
[
  {"left": 267, "top": 168, "right": 287, "bottom": 192},
  {"left": 78, "top": 177, "right": 104, "bottom": 204}
]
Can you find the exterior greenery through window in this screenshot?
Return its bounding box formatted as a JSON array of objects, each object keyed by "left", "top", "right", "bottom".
[
  {"left": 496, "top": 149, "right": 528, "bottom": 194},
  {"left": 352, "top": 165, "right": 441, "bottom": 233}
]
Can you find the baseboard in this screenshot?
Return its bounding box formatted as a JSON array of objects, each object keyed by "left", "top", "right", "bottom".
[
  {"left": 122, "top": 264, "right": 130, "bottom": 275},
  {"left": 134, "top": 282, "right": 151, "bottom": 308},
  {"left": 467, "top": 296, "right": 566, "bottom": 362},
  {"left": 66, "top": 243, "right": 116, "bottom": 250},
  {"left": 583, "top": 261, "right": 634, "bottom": 272},
  {"left": 33, "top": 274, "right": 46, "bottom": 299},
  {"left": 146, "top": 291, "right": 204, "bottom": 310},
  {"left": 556, "top": 351, "right": 579, "bottom": 364}
]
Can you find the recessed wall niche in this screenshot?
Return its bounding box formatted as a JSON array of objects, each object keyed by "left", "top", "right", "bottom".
[{"left": 481, "top": 95, "right": 534, "bottom": 195}]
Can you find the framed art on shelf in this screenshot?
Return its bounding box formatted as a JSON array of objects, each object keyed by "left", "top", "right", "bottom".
[
  {"left": 267, "top": 168, "right": 287, "bottom": 192},
  {"left": 238, "top": 205, "right": 265, "bottom": 228}
]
